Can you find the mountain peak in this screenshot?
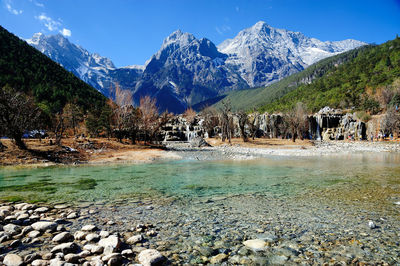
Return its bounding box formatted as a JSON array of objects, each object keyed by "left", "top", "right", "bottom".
[
  {"left": 252, "top": 21, "right": 269, "bottom": 29},
  {"left": 26, "top": 32, "right": 44, "bottom": 45},
  {"left": 161, "top": 30, "right": 196, "bottom": 50}
]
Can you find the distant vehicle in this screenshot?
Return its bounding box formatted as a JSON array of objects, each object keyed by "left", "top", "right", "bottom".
[{"left": 23, "top": 130, "right": 48, "bottom": 139}]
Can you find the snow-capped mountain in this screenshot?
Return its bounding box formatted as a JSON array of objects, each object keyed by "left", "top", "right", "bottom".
[
  {"left": 132, "top": 30, "right": 247, "bottom": 113},
  {"left": 218, "top": 21, "right": 366, "bottom": 87},
  {"left": 27, "top": 33, "right": 143, "bottom": 96},
  {"left": 26, "top": 22, "right": 366, "bottom": 113}
]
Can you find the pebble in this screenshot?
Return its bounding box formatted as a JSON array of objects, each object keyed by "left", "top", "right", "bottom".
[{"left": 368, "top": 221, "right": 376, "bottom": 229}]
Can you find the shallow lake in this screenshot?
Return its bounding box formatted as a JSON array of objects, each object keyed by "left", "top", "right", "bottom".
[{"left": 1, "top": 152, "right": 399, "bottom": 205}]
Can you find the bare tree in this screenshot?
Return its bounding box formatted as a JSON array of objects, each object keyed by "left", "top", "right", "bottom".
[
  {"left": 112, "top": 85, "right": 136, "bottom": 142},
  {"left": 378, "top": 86, "right": 394, "bottom": 109},
  {"left": 248, "top": 112, "right": 260, "bottom": 140},
  {"left": 237, "top": 110, "right": 248, "bottom": 142},
  {"left": 0, "top": 86, "right": 42, "bottom": 149},
  {"left": 183, "top": 107, "right": 196, "bottom": 125},
  {"left": 63, "top": 103, "right": 83, "bottom": 137},
  {"left": 201, "top": 106, "right": 219, "bottom": 138},
  {"left": 380, "top": 107, "right": 400, "bottom": 137},
  {"left": 52, "top": 112, "right": 65, "bottom": 146},
  {"left": 139, "top": 96, "right": 159, "bottom": 143},
  {"left": 219, "top": 101, "right": 233, "bottom": 143},
  {"left": 285, "top": 102, "right": 309, "bottom": 142}
]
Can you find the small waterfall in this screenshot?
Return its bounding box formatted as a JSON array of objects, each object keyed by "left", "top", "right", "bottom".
[
  {"left": 186, "top": 124, "right": 197, "bottom": 142},
  {"left": 316, "top": 115, "right": 322, "bottom": 141}
]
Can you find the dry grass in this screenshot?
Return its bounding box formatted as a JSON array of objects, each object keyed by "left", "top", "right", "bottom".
[
  {"left": 206, "top": 137, "right": 314, "bottom": 149},
  {"left": 0, "top": 138, "right": 167, "bottom": 166}
]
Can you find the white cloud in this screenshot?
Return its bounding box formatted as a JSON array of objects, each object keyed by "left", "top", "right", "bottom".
[
  {"left": 35, "top": 13, "right": 61, "bottom": 31},
  {"left": 5, "top": 1, "right": 23, "bottom": 15},
  {"left": 34, "top": 1, "right": 44, "bottom": 7},
  {"left": 215, "top": 25, "right": 231, "bottom": 35},
  {"left": 60, "top": 28, "right": 71, "bottom": 37}
]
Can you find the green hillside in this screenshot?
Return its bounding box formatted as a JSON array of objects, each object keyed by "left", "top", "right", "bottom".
[
  {"left": 261, "top": 37, "right": 400, "bottom": 113},
  {"left": 0, "top": 25, "right": 105, "bottom": 114},
  {"left": 211, "top": 45, "right": 370, "bottom": 112},
  {"left": 213, "top": 37, "right": 400, "bottom": 114}
]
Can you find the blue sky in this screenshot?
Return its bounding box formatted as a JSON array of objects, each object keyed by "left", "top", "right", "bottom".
[{"left": 1, "top": 0, "right": 399, "bottom": 67}]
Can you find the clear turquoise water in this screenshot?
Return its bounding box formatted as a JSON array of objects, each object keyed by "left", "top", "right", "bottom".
[{"left": 0, "top": 152, "right": 399, "bottom": 204}]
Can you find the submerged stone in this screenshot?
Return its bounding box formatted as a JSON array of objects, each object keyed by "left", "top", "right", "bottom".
[{"left": 243, "top": 239, "right": 267, "bottom": 252}]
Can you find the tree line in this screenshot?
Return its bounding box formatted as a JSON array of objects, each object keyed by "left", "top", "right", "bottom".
[{"left": 0, "top": 84, "right": 171, "bottom": 149}]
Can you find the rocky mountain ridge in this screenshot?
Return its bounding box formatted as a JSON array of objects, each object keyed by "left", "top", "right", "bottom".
[{"left": 26, "top": 21, "right": 366, "bottom": 113}]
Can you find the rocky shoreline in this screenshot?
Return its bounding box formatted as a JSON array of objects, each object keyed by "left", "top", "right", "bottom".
[
  {"left": 0, "top": 201, "right": 167, "bottom": 266},
  {"left": 166, "top": 140, "right": 400, "bottom": 161},
  {"left": 1, "top": 189, "right": 400, "bottom": 265}
]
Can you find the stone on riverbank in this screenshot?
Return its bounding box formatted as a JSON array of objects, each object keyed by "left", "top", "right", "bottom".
[
  {"left": 51, "top": 242, "right": 78, "bottom": 254},
  {"left": 126, "top": 234, "right": 143, "bottom": 244},
  {"left": 3, "top": 254, "right": 23, "bottom": 266},
  {"left": 98, "top": 235, "right": 120, "bottom": 254},
  {"left": 138, "top": 249, "right": 165, "bottom": 266},
  {"left": 81, "top": 224, "right": 97, "bottom": 231},
  {"left": 243, "top": 239, "right": 267, "bottom": 251},
  {"left": 52, "top": 232, "right": 73, "bottom": 243},
  {"left": 210, "top": 253, "right": 228, "bottom": 264},
  {"left": 31, "top": 221, "right": 57, "bottom": 232},
  {"left": 3, "top": 224, "right": 21, "bottom": 235}
]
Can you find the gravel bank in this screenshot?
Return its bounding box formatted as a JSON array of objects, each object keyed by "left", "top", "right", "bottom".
[{"left": 165, "top": 140, "right": 400, "bottom": 161}]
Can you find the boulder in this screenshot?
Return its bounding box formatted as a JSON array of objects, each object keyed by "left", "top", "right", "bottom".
[
  {"left": 98, "top": 235, "right": 120, "bottom": 254},
  {"left": 52, "top": 232, "right": 73, "bottom": 243},
  {"left": 81, "top": 224, "right": 97, "bottom": 231},
  {"left": 31, "top": 221, "right": 57, "bottom": 232},
  {"left": 74, "top": 231, "right": 87, "bottom": 240},
  {"left": 3, "top": 224, "right": 21, "bottom": 235},
  {"left": 126, "top": 234, "right": 143, "bottom": 244},
  {"left": 4, "top": 254, "right": 24, "bottom": 266},
  {"left": 51, "top": 242, "right": 78, "bottom": 254},
  {"left": 138, "top": 249, "right": 165, "bottom": 266},
  {"left": 85, "top": 233, "right": 100, "bottom": 242}
]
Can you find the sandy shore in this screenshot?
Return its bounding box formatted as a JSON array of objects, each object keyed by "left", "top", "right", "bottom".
[
  {"left": 1, "top": 138, "right": 400, "bottom": 167},
  {"left": 88, "top": 148, "right": 181, "bottom": 164}
]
